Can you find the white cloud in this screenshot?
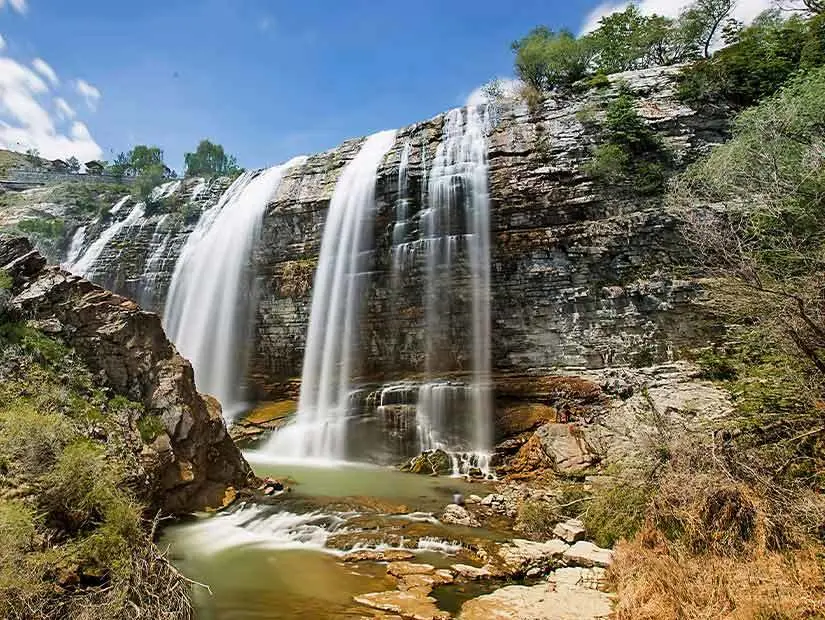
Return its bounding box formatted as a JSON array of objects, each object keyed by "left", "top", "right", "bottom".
[
  {"left": 0, "top": 0, "right": 27, "bottom": 14},
  {"left": 580, "top": 0, "right": 781, "bottom": 35},
  {"left": 0, "top": 35, "right": 6, "bottom": 52},
  {"left": 55, "top": 97, "right": 74, "bottom": 120},
  {"left": 32, "top": 58, "right": 59, "bottom": 87},
  {"left": 0, "top": 56, "right": 102, "bottom": 161},
  {"left": 74, "top": 79, "right": 100, "bottom": 110}
]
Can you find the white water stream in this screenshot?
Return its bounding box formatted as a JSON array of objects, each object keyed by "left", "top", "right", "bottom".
[
  {"left": 163, "top": 158, "right": 306, "bottom": 420},
  {"left": 268, "top": 130, "right": 397, "bottom": 459}
]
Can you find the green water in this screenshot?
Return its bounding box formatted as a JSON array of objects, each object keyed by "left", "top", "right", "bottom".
[{"left": 161, "top": 457, "right": 503, "bottom": 619}]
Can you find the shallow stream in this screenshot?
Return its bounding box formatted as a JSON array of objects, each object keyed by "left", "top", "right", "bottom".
[{"left": 161, "top": 454, "right": 507, "bottom": 619}]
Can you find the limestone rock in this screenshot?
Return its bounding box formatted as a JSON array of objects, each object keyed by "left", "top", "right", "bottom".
[
  {"left": 553, "top": 519, "right": 586, "bottom": 544},
  {"left": 489, "top": 538, "right": 570, "bottom": 577},
  {"left": 562, "top": 541, "right": 613, "bottom": 568},
  {"left": 343, "top": 549, "right": 416, "bottom": 563},
  {"left": 401, "top": 450, "right": 452, "bottom": 476},
  {"left": 451, "top": 564, "right": 493, "bottom": 580},
  {"left": 458, "top": 581, "right": 613, "bottom": 620},
  {"left": 441, "top": 503, "right": 480, "bottom": 527},
  {"left": 0, "top": 235, "right": 253, "bottom": 514},
  {"left": 535, "top": 424, "right": 598, "bottom": 474},
  {"left": 549, "top": 567, "right": 608, "bottom": 592},
  {"left": 387, "top": 562, "right": 436, "bottom": 578},
  {"left": 354, "top": 591, "right": 450, "bottom": 620}
]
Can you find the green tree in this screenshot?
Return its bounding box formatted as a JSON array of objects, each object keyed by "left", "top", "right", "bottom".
[
  {"left": 25, "top": 148, "right": 40, "bottom": 167},
  {"left": 679, "top": 0, "right": 736, "bottom": 58},
  {"left": 66, "top": 156, "right": 80, "bottom": 173},
  {"left": 128, "top": 145, "right": 165, "bottom": 176},
  {"left": 183, "top": 139, "right": 241, "bottom": 178},
  {"left": 677, "top": 10, "right": 816, "bottom": 109},
  {"left": 512, "top": 27, "right": 595, "bottom": 92},
  {"left": 590, "top": 5, "right": 658, "bottom": 74}
]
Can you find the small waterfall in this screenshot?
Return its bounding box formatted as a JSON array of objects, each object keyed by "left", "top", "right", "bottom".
[
  {"left": 419, "top": 105, "right": 493, "bottom": 465},
  {"left": 69, "top": 198, "right": 143, "bottom": 277},
  {"left": 390, "top": 140, "right": 412, "bottom": 285},
  {"left": 163, "top": 159, "right": 305, "bottom": 420},
  {"left": 268, "top": 130, "right": 397, "bottom": 460},
  {"left": 63, "top": 225, "right": 86, "bottom": 268},
  {"left": 140, "top": 214, "right": 172, "bottom": 299}
]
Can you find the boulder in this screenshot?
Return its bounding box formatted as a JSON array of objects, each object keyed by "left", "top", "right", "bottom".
[
  {"left": 487, "top": 538, "right": 569, "bottom": 578},
  {"left": 549, "top": 567, "right": 608, "bottom": 592},
  {"left": 459, "top": 581, "right": 613, "bottom": 620},
  {"left": 535, "top": 423, "right": 598, "bottom": 474},
  {"left": 553, "top": 519, "right": 586, "bottom": 544},
  {"left": 401, "top": 449, "right": 452, "bottom": 476},
  {"left": 451, "top": 563, "right": 494, "bottom": 580},
  {"left": 562, "top": 541, "right": 613, "bottom": 568},
  {"left": 354, "top": 591, "right": 449, "bottom": 620},
  {"left": 441, "top": 503, "right": 480, "bottom": 527}
]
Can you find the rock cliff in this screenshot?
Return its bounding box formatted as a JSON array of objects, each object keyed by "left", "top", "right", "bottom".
[
  {"left": 1, "top": 66, "right": 729, "bottom": 444},
  {"left": 0, "top": 234, "right": 253, "bottom": 513}
]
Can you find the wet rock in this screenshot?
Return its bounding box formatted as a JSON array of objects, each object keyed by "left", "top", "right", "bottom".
[
  {"left": 387, "top": 562, "right": 436, "bottom": 578},
  {"left": 465, "top": 494, "right": 482, "bottom": 504},
  {"left": 441, "top": 504, "right": 480, "bottom": 528},
  {"left": 562, "top": 541, "right": 613, "bottom": 568},
  {"left": 553, "top": 519, "right": 586, "bottom": 544},
  {"left": 343, "top": 549, "right": 416, "bottom": 563},
  {"left": 354, "top": 591, "right": 450, "bottom": 620},
  {"left": 400, "top": 450, "right": 452, "bottom": 476},
  {"left": 451, "top": 563, "right": 493, "bottom": 581},
  {"left": 459, "top": 581, "right": 613, "bottom": 620}
]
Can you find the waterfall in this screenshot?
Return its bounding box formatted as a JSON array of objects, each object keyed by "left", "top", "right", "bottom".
[
  {"left": 418, "top": 105, "right": 493, "bottom": 463},
  {"left": 163, "top": 158, "right": 305, "bottom": 420},
  {"left": 268, "top": 129, "right": 397, "bottom": 460},
  {"left": 69, "top": 197, "right": 142, "bottom": 277},
  {"left": 63, "top": 225, "right": 87, "bottom": 268}
]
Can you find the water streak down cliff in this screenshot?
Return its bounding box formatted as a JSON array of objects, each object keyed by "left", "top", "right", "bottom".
[{"left": 44, "top": 67, "right": 728, "bottom": 465}]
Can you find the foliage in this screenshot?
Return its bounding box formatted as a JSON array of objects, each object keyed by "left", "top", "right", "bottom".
[
  {"left": 184, "top": 139, "right": 242, "bottom": 178},
  {"left": 512, "top": 27, "right": 595, "bottom": 91},
  {"left": 136, "top": 416, "right": 165, "bottom": 444},
  {"left": 585, "top": 90, "right": 672, "bottom": 194},
  {"left": 66, "top": 156, "right": 81, "bottom": 173},
  {"left": 0, "top": 270, "right": 11, "bottom": 291},
  {"left": 17, "top": 216, "right": 65, "bottom": 240},
  {"left": 0, "top": 324, "right": 193, "bottom": 618},
  {"left": 677, "top": 10, "right": 822, "bottom": 109},
  {"left": 584, "top": 481, "right": 654, "bottom": 548},
  {"left": 25, "top": 148, "right": 41, "bottom": 166},
  {"left": 678, "top": 0, "right": 736, "bottom": 59}
]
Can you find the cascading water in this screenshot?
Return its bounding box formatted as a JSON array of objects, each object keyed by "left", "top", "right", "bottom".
[
  {"left": 268, "top": 130, "right": 397, "bottom": 460},
  {"left": 163, "top": 158, "right": 306, "bottom": 420},
  {"left": 418, "top": 105, "right": 493, "bottom": 470},
  {"left": 63, "top": 225, "right": 87, "bottom": 268},
  {"left": 69, "top": 197, "right": 142, "bottom": 277}
]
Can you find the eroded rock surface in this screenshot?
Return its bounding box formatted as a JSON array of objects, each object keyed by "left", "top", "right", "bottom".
[{"left": 1, "top": 235, "right": 253, "bottom": 513}]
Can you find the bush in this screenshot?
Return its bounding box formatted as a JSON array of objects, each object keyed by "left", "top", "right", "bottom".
[
  {"left": 17, "top": 217, "right": 65, "bottom": 239},
  {"left": 0, "top": 270, "right": 11, "bottom": 291},
  {"left": 585, "top": 90, "right": 672, "bottom": 194},
  {"left": 0, "top": 402, "right": 75, "bottom": 476},
  {"left": 136, "top": 415, "right": 165, "bottom": 443},
  {"left": 584, "top": 481, "right": 654, "bottom": 548}
]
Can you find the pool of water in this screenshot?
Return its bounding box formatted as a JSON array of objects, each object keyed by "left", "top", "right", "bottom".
[{"left": 161, "top": 456, "right": 505, "bottom": 619}]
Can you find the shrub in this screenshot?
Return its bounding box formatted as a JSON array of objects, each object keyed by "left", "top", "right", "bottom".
[
  {"left": 585, "top": 90, "right": 672, "bottom": 194},
  {"left": 0, "top": 402, "right": 75, "bottom": 476},
  {"left": 136, "top": 415, "right": 165, "bottom": 443},
  {"left": 17, "top": 217, "right": 65, "bottom": 239},
  {"left": 0, "top": 270, "right": 12, "bottom": 291},
  {"left": 584, "top": 481, "right": 654, "bottom": 548}
]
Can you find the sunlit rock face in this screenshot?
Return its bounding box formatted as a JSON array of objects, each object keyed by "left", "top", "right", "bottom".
[{"left": 13, "top": 65, "right": 728, "bottom": 459}]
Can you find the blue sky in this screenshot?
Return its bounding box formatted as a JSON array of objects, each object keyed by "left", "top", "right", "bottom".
[{"left": 0, "top": 0, "right": 771, "bottom": 171}]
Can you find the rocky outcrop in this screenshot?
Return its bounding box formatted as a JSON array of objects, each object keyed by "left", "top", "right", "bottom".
[{"left": 0, "top": 234, "right": 253, "bottom": 513}]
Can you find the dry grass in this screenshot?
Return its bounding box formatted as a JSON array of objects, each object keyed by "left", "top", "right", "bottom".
[{"left": 611, "top": 536, "right": 825, "bottom": 620}]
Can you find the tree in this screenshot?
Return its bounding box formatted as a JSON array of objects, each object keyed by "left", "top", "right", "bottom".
[
  {"left": 25, "top": 148, "right": 40, "bottom": 166},
  {"left": 675, "top": 67, "right": 825, "bottom": 376},
  {"left": 512, "top": 27, "right": 595, "bottom": 92},
  {"left": 679, "top": 0, "right": 736, "bottom": 58},
  {"left": 183, "top": 140, "right": 241, "bottom": 178},
  {"left": 128, "top": 145, "right": 165, "bottom": 177},
  {"left": 589, "top": 5, "right": 659, "bottom": 73},
  {"left": 66, "top": 156, "right": 80, "bottom": 173}
]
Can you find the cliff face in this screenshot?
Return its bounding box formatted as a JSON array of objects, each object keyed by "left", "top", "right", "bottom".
[
  {"left": 248, "top": 66, "right": 727, "bottom": 398},
  {"left": 0, "top": 235, "right": 253, "bottom": 513},
  {"left": 3, "top": 66, "right": 728, "bottom": 410}
]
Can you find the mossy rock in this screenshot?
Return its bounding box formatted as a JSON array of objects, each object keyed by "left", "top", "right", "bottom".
[{"left": 400, "top": 449, "right": 452, "bottom": 476}]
